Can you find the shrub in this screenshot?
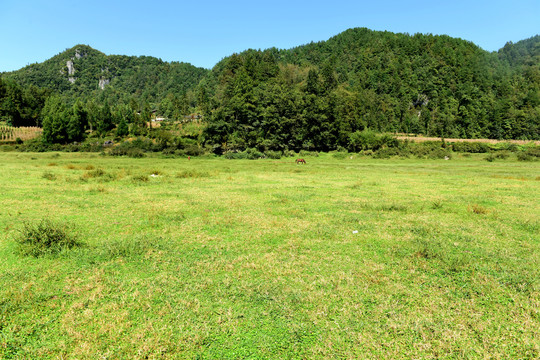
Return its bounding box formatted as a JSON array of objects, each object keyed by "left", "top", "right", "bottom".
[
  {"left": 223, "top": 151, "right": 243, "bottom": 159},
  {"left": 299, "top": 150, "right": 319, "bottom": 157},
  {"left": 0, "top": 145, "right": 16, "bottom": 152},
  {"left": 451, "top": 142, "right": 490, "bottom": 153},
  {"left": 485, "top": 153, "right": 496, "bottom": 162},
  {"left": 523, "top": 147, "right": 540, "bottom": 159},
  {"left": 486, "top": 151, "right": 510, "bottom": 162},
  {"left": 183, "top": 145, "right": 205, "bottom": 156},
  {"left": 264, "top": 150, "right": 282, "bottom": 159},
  {"left": 162, "top": 147, "right": 177, "bottom": 156},
  {"left": 407, "top": 141, "right": 441, "bottom": 157},
  {"left": 494, "top": 151, "right": 510, "bottom": 159},
  {"left": 110, "top": 146, "right": 145, "bottom": 158},
  {"left": 332, "top": 151, "right": 348, "bottom": 159},
  {"left": 109, "top": 137, "right": 157, "bottom": 157},
  {"left": 14, "top": 219, "right": 80, "bottom": 257},
  {"left": 245, "top": 148, "right": 265, "bottom": 159},
  {"left": 373, "top": 147, "right": 403, "bottom": 159},
  {"left": 19, "top": 138, "right": 50, "bottom": 152},
  {"left": 125, "top": 148, "right": 145, "bottom": 158},
  {"left": 224, "top": 148, "right": 265, "bottom": 160},
  {"left": 362, "top": 150, "right": 374, "bottom": 156},
  {"left": 427, "top": 148, "right": 452, "bottom": 159},
  {"left": 489, "top": 142, "right": 519, "bottom": 152},
  {"left": 283, "top": 150, "right": 297, "bottom": 158},
  {"left": 516, "top": 147, "right": 540, "bottom": 161},
  {"left": 348, "top": 129, "right": 397, "bottom": 152}
]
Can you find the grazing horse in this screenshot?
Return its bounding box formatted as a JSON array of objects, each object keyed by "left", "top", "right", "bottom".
[{"left": 296, "top": 158, "right": 306, "bottom": 164}]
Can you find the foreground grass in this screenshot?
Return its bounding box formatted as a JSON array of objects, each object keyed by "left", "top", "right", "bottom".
[{"left": 0, "top": 152, "right": 538, "bottom": 359}]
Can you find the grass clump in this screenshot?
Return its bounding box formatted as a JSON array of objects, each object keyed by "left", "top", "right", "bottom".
[
  {"left": 431, "top": 199, "right": 444, "bottom": 209},
  {"left": 176, "top": 169, "right": 211, "bottom": 178},
  {"left": 131, "top": 174, "right": 149, "bottom": 182},
  {"left": 42, "top": 171, "right": 57, "bottom": 181},
  {"left": 80, "top": 168, "right": 115, "bottom": 182},
  {"left": 469, "top": 203, "right": 489, "bottom": 215},
  {"left": 14, "top": 219, "right": 81, "bottom": 257}
]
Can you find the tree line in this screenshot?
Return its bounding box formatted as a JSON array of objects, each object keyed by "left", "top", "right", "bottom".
[{"left": 1, "top": 29, "right": 538, "bottom": 150}]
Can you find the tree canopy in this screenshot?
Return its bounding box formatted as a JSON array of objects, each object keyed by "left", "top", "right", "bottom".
[{"left": 1, "top": 29, "right": 539, "bottom": 147}]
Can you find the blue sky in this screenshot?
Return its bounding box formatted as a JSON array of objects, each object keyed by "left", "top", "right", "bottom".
[{"left": 0, "top": 0, "right": 538, "bottom": 72}]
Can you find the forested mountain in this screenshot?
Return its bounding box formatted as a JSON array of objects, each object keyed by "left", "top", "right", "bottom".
[
  {"left": 2, "top": 45, "right": 209, "bottom": 104},
  {"left": 498, "top": 35, "right": 540, "bottom": 67},
  {"left": 203, "top": 28, "right": 539, "bottom": 150},
  {"left": 1, "top": 28, "right": 539, "bottom": 149}
]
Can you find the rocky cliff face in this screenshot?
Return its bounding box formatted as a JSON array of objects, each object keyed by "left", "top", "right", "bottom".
[
  {"left": 66, "top": 60, "right": 75, "bottom": 75},
  {"left": 98, "top": 77, "right": 110, "bottom": 90},
  {"left": 66, "top": 60, "right": 76, "bottom": 83}
]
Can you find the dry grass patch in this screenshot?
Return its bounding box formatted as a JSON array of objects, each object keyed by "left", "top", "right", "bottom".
[{"left": 469, "top": 204, "right": 489, "bottom": 215}]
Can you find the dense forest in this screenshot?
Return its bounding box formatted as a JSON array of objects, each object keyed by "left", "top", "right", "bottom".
[{"left": 1, "top": 28, "right": 539, "bottom": 150}]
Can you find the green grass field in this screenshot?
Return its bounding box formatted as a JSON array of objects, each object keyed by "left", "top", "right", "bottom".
[{"left": 0, "top": 152, "right": 538, "bottom": 359}]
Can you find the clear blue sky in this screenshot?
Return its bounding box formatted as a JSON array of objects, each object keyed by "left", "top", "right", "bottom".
[{"left": 1, "top": 0, "right": 538, "bottom": 72}]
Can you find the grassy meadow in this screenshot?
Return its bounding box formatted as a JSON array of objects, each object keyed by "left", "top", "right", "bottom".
[{"left": 0, "top": 152, "right": 539, "bottom": 359}]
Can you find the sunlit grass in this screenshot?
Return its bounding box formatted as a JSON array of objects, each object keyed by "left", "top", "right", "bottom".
[{"left": 0, "top": 152, "right": 538, "bottom": 358}]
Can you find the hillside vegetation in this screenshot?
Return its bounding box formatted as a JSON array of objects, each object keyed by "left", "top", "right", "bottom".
[
  {"left": 1, "top": 28, "right": 539, "bottom": 151},
  {"left": 3, "top": 45, "right": 209, "bottom": 104}
]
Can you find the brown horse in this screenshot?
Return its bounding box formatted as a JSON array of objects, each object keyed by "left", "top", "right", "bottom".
[{"left": 295, "top": 158, "right": 306, "bottom": 164}]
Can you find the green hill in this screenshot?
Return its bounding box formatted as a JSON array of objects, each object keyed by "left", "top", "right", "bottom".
[
  {"left": 2, "top": 44, "right": 209, "bottom": 103},
  {"left": 203, "top": 28, "right": 539, "bottom": 149},
  {"left": 498, "top": 35, "right": 540, "bottom": 68},
  {"left": 1, "top": 29, "right": 539, "bottom": 147}
]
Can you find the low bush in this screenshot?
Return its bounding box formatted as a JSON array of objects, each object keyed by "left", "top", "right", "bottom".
[
  {"left": 183, "top": 145, "right": 205, "bottom": 157},
  {"left": 265, "top": 150, "right": 282, "bottom": 159},
  {"left": 348, "top": 129, "right": 398, "bottom": 152},
  {"left": 18, "top": 138, "right": 50, "bottom": 152},
  {"left": 332, "top": 151, "right": 349, "bottom": 159},
  {"left": 110, "top": 146, "right": 145, "bottom": 158},
  {"left": 283, "top": 150, "right": 297, "bottom": 158},
  {"left": 224, "top": 148, "right": 265, "bottom": 160},
  {"left": 486, "top": 151, "right": 511, "bottom": 161},
  {"left": 0, "top": 144, "right": 16, "bottom": 152},
  {"left": 516, "top": 147, "right": 540, "bottom": 161},
  {"left": 14, "top": 219, "right": 81, "bottom": 257},
  {"left": 489, "top": 142, "right": 520, "bottom": 152},
  {"left": 299, "top": 150, "right": 319, "bottom": 157},
  {"left": 450, "top": 142, "right": 490, "bottom": 153},
  {"left": 373, "top": 147, "right": 403, "bottom": 159},
  {"left": 494, "top": 151, "right": 511, "bottom": 159},
  {"left": 427, "top": 148, "right": 452, "bottom": 159}
]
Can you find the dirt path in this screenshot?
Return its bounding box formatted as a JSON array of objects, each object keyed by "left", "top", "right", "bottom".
[{"left": 395, "top": 135, "right": 540, "bottom": 145}]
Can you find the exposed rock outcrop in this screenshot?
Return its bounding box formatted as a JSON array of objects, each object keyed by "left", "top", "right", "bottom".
[
  {"left": 66, "top": 60, "right": 75, "bottom": 75},
  {"left": 99, "top": 77, "right": 110, "bottom": 90}
]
